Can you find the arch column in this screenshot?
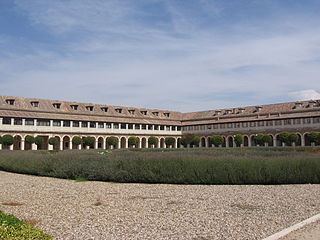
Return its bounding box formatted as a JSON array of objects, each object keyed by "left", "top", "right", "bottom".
[
  {"left": 226, "top": 138, "right": 229, "bottom": 148},
  {"left": 32, "top": 143, "right": 37, "bottom": 150},
  {"left": 138, "top": 138, "right": 142, "bottom": 148},
  {"left": 174, "top": 138, "right": 178, "bottom": 148},
  {"left": 103, "top": 138, "right": 106, "bottom": 150},
  {"left": 9, "top": 145, "right": 13, "bottom": 150},
  {"left": 69, "top": 140, "right": 73, "bottom": 150},
  {"left": 0, "top": 143, "right": 2, "bottom": 150},
  {"left": 273, "top": 137, "right": 277, "bottom": 147},
  {"left": 95, "top": 139, "right": 98, "bottom": 149},
  {"left": 125, "top": 138, "right": 128, "bottom": 149},
  {"left": 117, "top": 139, "right": 121, "bottom": 149},
  {"left": 248, "top": 137, "right": 252, "bottom": 147},
  {"left": 157, "top": 139, "right": 160, "bottom": 148},
  {"left": 59, "top": 140, "right": 63, "bottom": 151},
  {"left": 301, "top": 134, "right": 305, "bottom": 147}
]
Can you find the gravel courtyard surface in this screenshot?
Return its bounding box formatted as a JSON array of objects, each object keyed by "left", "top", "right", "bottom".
[
  {"left": 280, "top": 220, "right": 320, "bottom": 240},
  {"left": 0, "top": 171, "right": 319, "bottom": 240}
]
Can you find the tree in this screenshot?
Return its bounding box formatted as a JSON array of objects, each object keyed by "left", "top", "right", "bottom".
[
  {"left": 234, "top": 134, "right": 244, "bottom": 147},
  {"left": 34, "top": 136, "right": 43, "bottom": 147},
  {"left": 84, "top": 136, "right": 95, "bottom": 148},
  {"left": 191, "top": 136, "right": 200, "bottom": 147},
  {"left": 165, "top": 137, "right": 175, "bottom": 147},
  {"left": 48, "top": 137, "right": 57, "bottom": 146},
  {"left": 72, "top": 136, "right": 82, "bottom": 146},
  {"left": 307, "top": 132, "right": 320, "bottom": 144},
  {"left": 288, "top": 133, "right": 298, "bottom": 146},
  {"left": 107, "top": 136, "right": 118, "bottom": 147},
  {"left": 262, "top": 134, "right": 272, "bottom": 145},
  {"left": 254, "top": 134, "right": 272, "bottom": 146},
  {"left": 180, "top": 134, "right": 194, "bottom": 147},
  {"left": 25, "top": 135, "right": 35, "bottom": 144},
  {"left": 279, "top": 132, "right": 298, "bottom": 146},
  {"left": 209, "top": 135, "right": 224, "bottom": 147},
  {"left": 128, "top": 136, "right": 139, "bottom": 147},
  {"left": 148, "top": 136, "right": 158, "bottom": 146},
  {"left": 2, "top": 134, "right": 13, "bottom": 146}
]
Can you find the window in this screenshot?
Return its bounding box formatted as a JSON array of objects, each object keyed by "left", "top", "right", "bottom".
[
  {"left": 172, "top": 126, "right": 176, "bottom": 131},
  {"left": 284, "top": 119, "right": 291, "bottom": 125},
  {"left": 242, "top": 122, "right": 248, "bottom": 128},
  {"left": 53, "top": 120, "right": 61, "bottom": 127},
  {"left": 90, "top": 122, "right": 96, "bottom": 128},
  {"left": 2, "top": 117, "right": 11, "bottom": 125},
  {"left": 152, "top": 112, "right": 159, "bottom": 116},
  {"left": 25, "top": 119, "right": 34, "bottom": 126},
  {"left": 71, "top": 105, "right": 78, "bottom": 110},
  {"left": 154, "top": 125, "right": 159, "bottom": 130},
  {"left": 266, "top": 120, "right": 273, "bottom": 126},
  {"left": 166, "top": 126, "right": 170, "bottom": 131},
  {"left": 177, "top": 126, "right": 181, "bottom": 131},
  {"left": 128, "top": 124, "right": 133, "bottom": 129},
  {"left": 227, "top": 123, "right": 233, "bottom": 128},
  {"left": 14, "top": 118, "right": 22, "bottom": 125},
  {"left": 134, "top": 124, "right": 140, "bottom": 130},
  {"left": 141, "top": 124, "right": 147, "bottom": 130},
  {"left": 249, "top": 122, "right": 256, "bottom": 127},
  {"left": 258, "top": 121, "right": 265, "bottom": 127},
  {"left": 160, "top": 125, "right": 165, "bottom": 130},
  {"left": 98, "top": 122, "right": 104, "bottom": 128},
  {"left": 293, "top": 118, "right": 301, "bottom": 125},
  {"left": 115, "top": 108, "right": 122, "bottom": 113},
  {"left": 37, "top": 119, "right": 50, "bottom": 126},
  {"left": 82, "top": 121, "right": 88, "bottom": 128},
  {"left": 163, "top": 112, "right": 170, "bottom": 117},
  {"left": 141, "top": 111, "right": 147, "bottom": 115},
  {"left": 148, "top": 125, "right": 153, "bottom": 130},
  {"left": 313, "top": 117, "right": 320, "bottom": 123},
  {"left": 275, "top": 120, "right": 282, "bottom": 126},
  {"left": 113, "top": 123, "right": 119, "bottom": 129},
  {"left": 63, "top": 120, "right": 71, "bottom": 127},
  {"left": 53, "top": 103, "right": 61, "bottom": 109},
  {"left": 220, "top": 123, "right": 225, "bottom": 129},
  {"left": 128, "top": 110, "right": 135, "bottom": 115},
  {"left": 235, "top": 123, "right": 241, "bottom": 128},
  {"left": 31, "top": 101, "right": 39, "bottom": 107},
  {"left": 106, "top": 123, "right": 112, "bottom": 129},
  {"left": 213, "top": 124, "right": 218, "bottom": 129},
  {"left": 86, "top": 106, "right": 94, "bottom": 111},
  {"left": 303, "top": 118, "right": 311, "bottom": 124},
  {"left": 73, "top": 121, "right": 80, "bottom": 127},
  {"left": 5, "top": 99, "right": 15, "bottom": 105},
  {"left": 101, "top": 107, "right": 108, "bottom": 112}
]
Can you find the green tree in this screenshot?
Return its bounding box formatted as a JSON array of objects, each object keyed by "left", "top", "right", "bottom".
[
  {"left": 288, "top": 133, "right": 299, "bottom": 146},
  {"left": 234, "top": 134, "right": 244, "bottom": 147},
  {"left": 254, "top": 134, "right": 272, "bottom": 146},
  {"left": 107, "top": 136, "right": 118, "bottom": 147},
  {"left": 72, "top": 136, "right": 82, "bottom": 146},
  {"left": 279, "top": 132, "right": 297, "bottom": 146},
  {"left": 2, "top": 134, "right": 14, "bottom": 146},
  {"left": 307, "top": 132, "right": 320, "bottom": 144},
  {"left": 34, "top": 136, "right": 43, "bottom": 147},
  {"left": 165, "top": 137, "right": 175, "bottom": 147},
  {"left": 25, "top": 135, "right": 35, "bottom": 144},
  {"left": 180, "top": 134, "right": 194, "bottom": 147},
  {"left": 128, "top": 137, "right": 139, "bottom": 147},
  {"left": 84, "top": 137, "right": 95, "bottom": 148},
  {"left": 191, "top": 136, "right": 200, "bottom": 147},
  {"left": 48, "top": 137, "right": 57, "bottom": 146},
  {"left": 209, "top": 135, "right": 224, "bottom": 147},
  {"left": 148, "top": 136, "right": 158, "bottom": 146},
  {"left": 262, "top": 134, "right": 272, "bottom": 145}
]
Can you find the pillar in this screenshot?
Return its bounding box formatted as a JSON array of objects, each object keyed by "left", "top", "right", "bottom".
[
  {"left": 102, "top": 138, "right": 106, "bottom": 150},
  {"left": 78, "top": 144, "right": 82, "bottom": 150},
  {"left": 95, "top": 139, "right": 98, "bottom": 149},
  {"left": 157, "top": 139, "right": 160, "bottom": 148},
  {"left": 10, "top": 118, "right": 14, "bottom": 126},
  {"left": 69, "top": 141, "right": 73, "bottom": 150},
  {"left": 117, "top": 140, "right": 121, "bottom": 149},
  {"left": 273, "top": 137, "right": 277, "bottom": 147},
  {"left": 138, "top": 139, "right": 142, "bottom": 148},
  {"left": 125, "top": 138, "right": 128, "bottom": 149},
  {"left": 301, "top": 135, "right": 305, "bottom": 147},
  {"left": 226, "top": 138, "right": 229, "bottom": 148},
  {"left": 59, "top": 140, "right": 63, "bottom": 150},
  {"left": 32, "top": 143, "right": 37, "bottom": 150},
  {"left": 174, "top": 138, "right": 178, "bottom": 148},
  {"left": 0, "top": 144, "right": 2, "bottom": 150},
  {"left": 248, "top": 137, "right": 252, "bottom": 147},
  {"left": 20, "top": 140, "right": 25, "bottom": 150},
  {"left": 48, "top": 144, "right": 53, "bottom": 150},
  {"left": 9, "top": 144, "right": 13, "bottom": 150}
]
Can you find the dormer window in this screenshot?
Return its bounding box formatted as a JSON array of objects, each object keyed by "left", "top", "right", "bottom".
[
  {"left": 53, "top": 103, "right": 61, "bottom": 109},
  {"left": 308, "top": 101, "right": 316, "bottom": 108},
  {"left": 71, "top": 105, "right": 78, "bottom": 110},
  {"left": 86, "top": 106, "right": 94, "bottom": 111},
  {"left": 224, "top": 109, "right": 232, "bottom": 115},
  {"left": 141, "top": 111, "right": 147, "bottom": 115},
  {"left": 128, "top": 109, "right": 135, "bottom": 115},
  {"left": 214, "top": 110, "right": 221, "bottom": 116},
  {"left": 5, "top": 99, "right": 15, "bottom": 105},
  {"left": 152, "top": 112, "right": 159, "bottom": 116},
  {"left": 255, "top": 106, "right": 262, "bottom": 112},
  {"left": 115, "top": 108, "right": 122, "bottom": 113},
  {"left": 31, "top": 101, "right": 39, "bottom": 107},
  {"left": 293, "top": 102, "right": 302, "bottom": 109},
  {"left": 101, "top": 107, "right": 108, "bottom": 112},
  {"left": 238, "top": 108, "right": 245, "bottom": 113},
  {"left": 163, "top": 112, "right": 170, "bottom": 117}
]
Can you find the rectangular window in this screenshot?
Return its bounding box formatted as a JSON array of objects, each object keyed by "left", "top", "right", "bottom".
[
  {"left": 106, "top": 123, "right": 112, "bottom": 129},
  {"left": 141, "top": 124, "right": 147, "bottom": 130},
  {"left": 53, "top": 120, "right": 61, "bottom": 127},
  {"left": 172, "top": 126, "right": 177, "bottom": 131},
  {"left": 242, "top": 122, "right": 248, "bottom": 128},
  {"left": 160, "top": 125, "right": 165, "bottom": 130},
  {"left": 227, "top": 123, "right": 233, "bottom": 128},
  {"left": 73, "top": 121, "right": 80, "bottom": 127},
  {"left": 154, "top": 125, "right": 159, "bottom": 130},
  {"left": 90, "top": 122, "right": 96, "bottom": 128},
  {"left": 275, "top": 120, "right": 282, "bottom": 126},
  {"left": 14, "top": 118, "right": 22, "bottom": 125},
  {"left": 293, "top": 119, "right": 301, "bottom": 124},
  {"left": 235, "top": 122, "right": 241, "bottom": 128},
  {"left": 3, "top": 117, "right": 11, "bottom": 125},
  {"left": 134, "top": 124, "right": 140, "bottom": 130},
  {"left": 166, "top": 126, "right": 170, "bottom": 131},
  {"left": 213, "top": 124, "right": 218, "bottom": 129},
  {"left": 258, "top": 121, "right": 265, "bottom": 127},
  {"left": 37, "top": 119, "right": 50, "bottom": 126},
  {"left": 128, "top": 124, "right": 133, "bottom": 129},
  {"left": 220, "top": 123, "right": 225, "bottom": 129},
  {"left": 303, "top": 118, "right": 311, "bottom": 124},
  {"left": 284, "top": 119, "right": 291, "bottom": 125},
  {"left": 177, "top": 126, "right": 181, "bottom": 131},
  {"left": 148, "top": 125, "right": 153, "bottom": 130},
  {"left": 82, "top": 121, "right": 88, "bottom": 128},
  {"left": 121, "top": 123, "right": 126, "bottom": 129},
  {"left": 249, "top": 122, "right": 256, "bottom": 127},
  {"left": 113, "top": 123, "right": 119, "bottom": 129},
  {"left": 63, "top": 120, "right": 71, "bottom": 127},
  {"left": 98, "top": 122, "right": 104, "bottom": 128},
  {"left": 25, "top": 119, "right": 34, "bottom": 126},
  {"left": 266, "top": 120, "right": 273, "bottom": 126}
]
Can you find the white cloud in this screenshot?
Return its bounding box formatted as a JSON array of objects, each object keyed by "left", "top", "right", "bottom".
[{"left": 289, "top": 90, "right": 320, "bottom": 101}]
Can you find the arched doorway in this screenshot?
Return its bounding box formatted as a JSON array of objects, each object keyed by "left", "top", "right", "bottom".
[
  {"left": 160, "top": 138, "right": 165, "bottom": 148},
  {"left": 13, "top": 135, "right": 22, "bottom": 150},
  {"left": 141, "top": 137, "right": 147, "bottom": 148},
  {"left": 222, "top": 137, "right": 226, "bottom": 147},
  {"left": 177, "top": 138, "right": 181, "bottom": 148},
  {"left": 97, "top": 137, "right": 104, "bottom": 149},
  {"left": 276, "top": 135, "right": 282, "bottom": 147},
  {"left": 268, "top": 135, "right": 274, "bottom": 147},
  {"left": 120, "top": 137, "right": 127, "bottom": 149},
  {"left": 63, "top": 136, "right": 70, "bottom": 150},
  {"left": 243, "top": 136, "right": 249, "bottom": 147},
  {"left": 227, "top": 136, "right": 234, "bottom": 148},
  {"left": 201, "top": 137, "right": 206, "bottom": 147}
]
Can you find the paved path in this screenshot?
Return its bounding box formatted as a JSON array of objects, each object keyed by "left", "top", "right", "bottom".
[
  {"left": 279, "top": 220, "right": 320, "bottom": 240},
  {"left": 0, "top": 171, "right": 319, "bottom": 240}
]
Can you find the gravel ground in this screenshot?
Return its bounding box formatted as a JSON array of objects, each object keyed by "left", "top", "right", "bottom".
[
  {"left": 0, "top": 171, "right": 319, "bottom": 240},
  {"left": 279, "top": 220, "right": 320, "bottom": 240}
]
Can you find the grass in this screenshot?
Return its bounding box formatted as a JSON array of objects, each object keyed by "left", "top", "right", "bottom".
[
  {"left": 0, "top": 147, "right": 319, "bottom": 185},
  {"left": 0, "top": 210, "right": 52, "bottom": 240}
]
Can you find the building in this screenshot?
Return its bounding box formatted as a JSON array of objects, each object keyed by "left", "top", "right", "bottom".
[{"left": 0, "top": 95, "right": 319, "bottom": 150}]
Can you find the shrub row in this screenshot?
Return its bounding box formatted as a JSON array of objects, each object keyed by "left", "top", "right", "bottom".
[{"left": 0, "top": 149, "right": 319, "bottom": 184}]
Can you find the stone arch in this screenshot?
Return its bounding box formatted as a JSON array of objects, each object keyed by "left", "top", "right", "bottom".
[
  {"left": 227, "top": 136, "right": 234, "bottom": 148},
  {"left": 296, "top": 133, "right": 302, "bottom": 146},
  {"left": 53, "top": 136, "right": 61, "bottom": 150},
  {"left": 250, "top": 135, "right": 256, "bottom": 147},
  {"left": 97, "top": 136, "right": 104, "bottom": 149},
  {"left": 275, "top": 134, "right": 282, "bottom": 147},
  {"left": 13, "top": 135, "right": 22, "bottom": 150},
  {"left": 303, "top": 132, "right": 311, "bottom": 146},
  {"left": 24, "top": 135, "right": 34, "bottom": 150},
  {"left": 36, "top": 135, "right": 49, "bottom": 150},
  {"left": 63, "top": 136, "right": 70, "bottom": 150},
  {"left": 141, "top": 137, "right": 147, "bottom": 148},
  {"left": 268, "top": 135, "right": 275, "bottom": 147},
  {"left": 177, "top": 138, "right": 181, "bottom": 148},
  {"left": 201, "top": 137, "right": 206, "bottom": 147},
  {"left": 120, "top": 137, "right": 127, "bottom": 149},
  {"left": 222, "top": 136, "right": 226, "bottom": 147},
  {"left": 243, "top": 135, "right": 249, "bottom": 147},
  {"left": 160, "top": 138, "right": 165, "bottom": 148}
]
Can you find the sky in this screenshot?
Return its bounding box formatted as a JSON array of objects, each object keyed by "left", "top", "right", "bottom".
[{"left": 1, "top": 0, "right": 320, "bottom": 112}]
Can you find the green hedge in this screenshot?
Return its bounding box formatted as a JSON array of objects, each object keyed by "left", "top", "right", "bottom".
[{"left": 0, "top": 148, "right": 319, "bottom": 184}]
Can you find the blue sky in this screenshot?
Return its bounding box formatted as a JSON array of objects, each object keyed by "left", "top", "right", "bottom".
[{"left": 1, "top": 0, "right": 320, "bottom": 112}]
